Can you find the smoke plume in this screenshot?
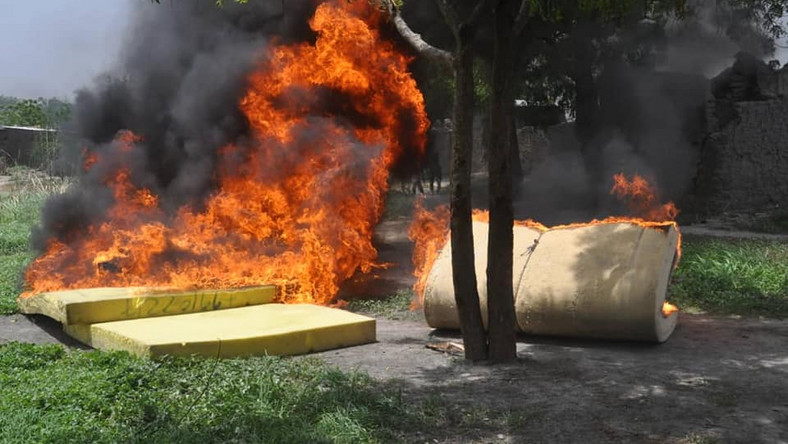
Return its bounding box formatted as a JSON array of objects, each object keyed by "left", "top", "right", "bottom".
[{"left": 35, "top": 1, "right": 314, "bottom": 251}]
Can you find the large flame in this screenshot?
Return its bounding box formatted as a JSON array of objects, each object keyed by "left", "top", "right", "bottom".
[
  {"left": 24, "top": 1, "right": 429, "bottom": 305},
  {"left": 409, "top": 174, "right": 681, "bottom": 316}
]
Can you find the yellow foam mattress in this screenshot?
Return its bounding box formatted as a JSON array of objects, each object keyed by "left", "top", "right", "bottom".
[
  {"left": 64, "top": 303, "right": 376, "bottom": 358},
  {"left": 17, "top": 286, "right": 276, "bottom": 324}
]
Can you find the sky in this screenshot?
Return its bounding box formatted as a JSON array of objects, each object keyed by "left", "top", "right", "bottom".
[
  {"left": 0, "top": 0, "right": 133, "bottom": 100},
  {"left": 0, "top": 1, "right": 787, "bottom": 101}
]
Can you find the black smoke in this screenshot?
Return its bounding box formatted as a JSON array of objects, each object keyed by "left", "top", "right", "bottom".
[
  {"left": 511, "top": 0, "right": 781, "bottom": 225},
  {"left": 35, "top": 1, "right": 320, "bottom": 251}
]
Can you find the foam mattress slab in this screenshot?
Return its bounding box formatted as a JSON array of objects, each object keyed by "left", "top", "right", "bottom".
[
  {"left": 17, "top": 286, "right": 276, "bottom": 325},
  {"left": 64, "top": 304, "right": 376, "bottom": 358}
]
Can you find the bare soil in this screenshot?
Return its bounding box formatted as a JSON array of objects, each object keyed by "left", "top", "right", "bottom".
[{"left": 315, "top": 315, "right": 788, "bottom": 443}]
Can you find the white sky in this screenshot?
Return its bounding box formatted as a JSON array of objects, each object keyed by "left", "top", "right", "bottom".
[
  {"left": 0, "top": 0, "right": 132, "bottom": 100},
  {"left": 0, "top": 2, "right": 786, "bottom": 100}
]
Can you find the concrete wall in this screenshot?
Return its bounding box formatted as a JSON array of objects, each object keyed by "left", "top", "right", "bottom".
[{"left": 696, "top": 99, "right": 788, "bottom": 214}]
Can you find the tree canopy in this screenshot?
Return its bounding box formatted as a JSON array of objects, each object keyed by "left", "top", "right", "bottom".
[{"left": 0, "top": 97, "right": 70, "bottom": 129}]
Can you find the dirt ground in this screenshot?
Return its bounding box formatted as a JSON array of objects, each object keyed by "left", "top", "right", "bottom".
[
  {"left": 316, "top": 315, "right": 788, "bottom": 443},
  {"left": 2, "top": 190, "right": 787, "bottom": 442}
]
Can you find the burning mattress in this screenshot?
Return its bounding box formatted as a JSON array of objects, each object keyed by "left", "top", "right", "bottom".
[{"left": 422, "top": 221, "right": 680, "bottom": 342}]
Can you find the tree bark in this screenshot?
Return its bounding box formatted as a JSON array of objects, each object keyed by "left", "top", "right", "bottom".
[
  {"left": 385, "top": 0, "right": 488, "bottom": 361},
  {"left": 450, "top": 29, "right": 488, "bottom": 361},
  {"left": 573, "top": 64, "right": 599, "bottom": 149},
  {"left": 509, "top": 102, "right": 523, "bottom": 182},
  {"left": 572, "top": 49, "right": 601, "bottom": 213},
  {"left": 486, "top": 0, "right": 517, "bottom": 362}
]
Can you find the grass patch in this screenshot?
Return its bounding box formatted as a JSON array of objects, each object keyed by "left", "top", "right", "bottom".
[
  {"left": 0, "top": 193, "right": 47, "bottom": 255},
  {"left": 0, "top": 253, "right": 32, "bottom": 314},
  {"left": 0, "top": 169, "right": 69, "bottom": 313},
  {"left": 345, "top": 290, "right": 420, "bottom": 321},
  {"left": 670, "top": 236, "right": 788, "bottom": 317},
  {"left": 0, "top": 342, "right": 496, "bottom": 443}
]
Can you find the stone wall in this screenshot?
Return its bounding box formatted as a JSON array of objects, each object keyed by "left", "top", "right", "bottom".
[
  {"left": 760, "top": 65, "right": 788, "bottom": 98},
  {"left": 696, "top": 99, "right": 788, "bottom": 214}
]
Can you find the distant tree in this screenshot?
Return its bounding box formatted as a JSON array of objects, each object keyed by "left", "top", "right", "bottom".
[
  {"left": 0, "top": 97, "right": 70, "bottom": 129},
  {"left": 0, "top": 99, "right": 49, "bottom": 128},
  {"left": 41, "top": 98, "right": 71, "bottom": 129},
  {"left": 0, "top": 95, "right": 17, "bottom": 109}
]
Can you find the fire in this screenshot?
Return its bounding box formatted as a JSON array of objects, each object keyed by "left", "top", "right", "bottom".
[
  {"left": 662, "top": 301, "right": 678, "bottom": 317},
  {"left": 611, "top": 173, "right": 678, "bottom": 222},
  {"left": 409, "top": 174, "right": 682, "bottom": 314},
  {"left": 408, "top": 200, "right": 450, "bottom": 306},
  {"left": 23, "top": 1, "right": 429, "bottom": 305}
]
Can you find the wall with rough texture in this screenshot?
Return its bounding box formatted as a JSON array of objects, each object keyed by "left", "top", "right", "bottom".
[
  {"left": 761, "top": 66, "right": 788, "bottom": 98},
  {"left": 696, "top": 99, "right": 788, "bottom": 214}
]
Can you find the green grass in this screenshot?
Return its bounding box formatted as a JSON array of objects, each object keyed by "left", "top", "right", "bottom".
[
  {"left": 0, "top": 170, "right": 69, "bottom": 314},
  {"left": 0, "top": 194, "right": 46, "bottom": 314},
  {"left": 0, "top": 342, "right": 407, "bottom": 443},
  {"left": 345, "top": 290, "right": 420, "bottom": 321},
  {"left": 670, "top": 236, "right": 788, "bottom": 317},
  {"left": 0, "top": 253, "right": 32, "bottom": 314},
  {"left": 0, "top": 193, "right": 47, "bottom": 255},
  {"left": 0, "top": 342, "right": 504, "bottom": 444}
]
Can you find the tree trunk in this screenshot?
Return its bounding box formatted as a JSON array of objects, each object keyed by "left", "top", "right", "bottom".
[
  {"left": 573, "top": 66, "right": 598, "bottom": 148},
  {"left": 450, "top": 32, "right": 488, "bottom": 361},
  {"left": 486, "top": 0, "right": 517, "bottom": 363},
  {"left": 573, "top": 61, "right": 602, "bottom": 213},
  {"left": 385, "top": 0, "right": 487, "bottom": 361},
  {"left": 509, "top": 103, "right": 522, "bottom": 182}
]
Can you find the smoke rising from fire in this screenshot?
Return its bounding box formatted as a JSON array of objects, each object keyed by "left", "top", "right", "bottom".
[
  {"left": 514, "top": 0, "right": 777, "bottom": 225},
  {"left": 27, "top": 1, "right": 429, "bottom": 303},
  {"left": 37, "top": 1, "right": 299, "bottom": 249}
]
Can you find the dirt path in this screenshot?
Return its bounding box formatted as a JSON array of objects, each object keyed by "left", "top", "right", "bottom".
[{"left": 314, "top": 315, "right": 788, "bottom": 443}]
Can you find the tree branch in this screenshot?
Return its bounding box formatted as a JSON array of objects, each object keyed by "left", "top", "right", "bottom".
[
  {"left": 463, "top": 0, "right": 489, "bottom": 28},
  {"left": 513, "top": 0, "right": 529, "bottom": 35},
  {"left": 385, "top": 0, "right": 453, "bottom": 65}
]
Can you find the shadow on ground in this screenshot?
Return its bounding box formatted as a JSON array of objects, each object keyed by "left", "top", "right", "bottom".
[{"left": 313, "top": 315, "right": 788, "bottom": 443}]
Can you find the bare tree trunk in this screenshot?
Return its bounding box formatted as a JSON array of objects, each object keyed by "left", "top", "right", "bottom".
[
  {"left": 509, "top": 104, "right": 522, "bottom": 182},
  {"left": 487, "top": 0, "right": 517, "bottom": 362},
  {"left": 573, "top": 59, "right": 601, "bottom": 213},
  {"left": 451, "top": 33, "right": 488, "bottom": 361},
  {"left": 385, "top": 0, "right": 488, "bottom": 361}
]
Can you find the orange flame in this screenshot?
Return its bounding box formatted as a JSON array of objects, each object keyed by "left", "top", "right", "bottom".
[
  {"left": 23, "top": 1, "right": 429, "bottom": 305},
  {"left": 408, "top": 200, "right": 450, "bottom": 307},
  {"left": 611, "top": 173, "right": 678, "bottom": 222},
  {"left": 662, "top": 301, "right": 678, "bottom": 317},
  {"left": 409, "top": 174, "right": 682, "bottom": 314}
]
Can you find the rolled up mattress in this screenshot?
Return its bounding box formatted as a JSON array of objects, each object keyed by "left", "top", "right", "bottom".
[{"left": 422, "top": 221, "right": 679, "bottom": 342}]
